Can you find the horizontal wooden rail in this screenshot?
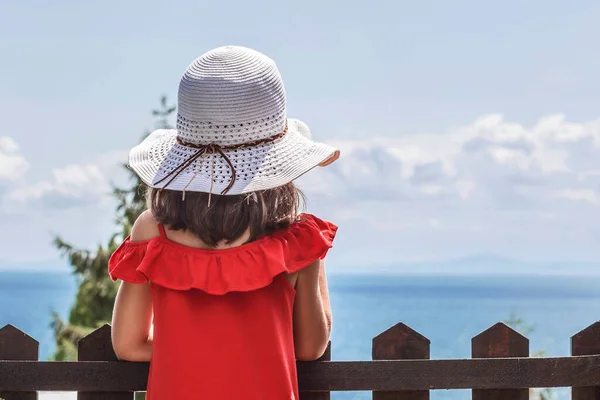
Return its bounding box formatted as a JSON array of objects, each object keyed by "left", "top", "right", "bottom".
[
  {"left": 3, "top": 321, "right": 600, "bottom": 399},
  {"left": 1, "top": 356, "right": 600, "bottom": 392}
]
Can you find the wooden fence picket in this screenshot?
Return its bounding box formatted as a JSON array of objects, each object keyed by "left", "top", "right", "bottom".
[{"left": 0, "top": 324, "right": 39, "bottom": 400}]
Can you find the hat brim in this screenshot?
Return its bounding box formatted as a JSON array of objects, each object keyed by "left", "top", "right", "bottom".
[{"left": 128, "top": 118, "right": 338, "bottom": 195}]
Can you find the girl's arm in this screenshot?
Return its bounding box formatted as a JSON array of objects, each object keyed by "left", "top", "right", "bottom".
[
  {"left": 293, "top": 258, "right": 332, "bottom": 361},
  {"left": 112, "top": 282, "right": 153, "bottom": 361},
  {"left": 111, "top": 211, "right": 156, "bottom": 361}
]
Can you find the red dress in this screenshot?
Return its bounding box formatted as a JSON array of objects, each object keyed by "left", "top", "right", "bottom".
[{"left": 108, "top": 213, "right": 337, "bottom": 400}]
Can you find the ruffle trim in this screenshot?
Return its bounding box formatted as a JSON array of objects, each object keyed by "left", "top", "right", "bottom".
[{"left": 108, "top": 214, "right": 337, "bottom": 294}]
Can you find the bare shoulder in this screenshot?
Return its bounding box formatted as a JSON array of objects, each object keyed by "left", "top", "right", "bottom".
[{"left": 130, "top": 210, "right": 161, "bottom": 242}]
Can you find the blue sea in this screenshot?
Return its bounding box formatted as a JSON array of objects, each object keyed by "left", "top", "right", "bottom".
[{"left": 1, "top": 271, "right": 599, "bottom": 399}]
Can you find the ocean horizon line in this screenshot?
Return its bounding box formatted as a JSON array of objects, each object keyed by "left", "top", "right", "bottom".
[{"left": 2, "top": 268, "right": 600, "bottom": 279}]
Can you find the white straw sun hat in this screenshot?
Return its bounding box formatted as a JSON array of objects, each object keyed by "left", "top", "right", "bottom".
[{"left": 129, "top": 45, "right": 339, "bottom": 196}]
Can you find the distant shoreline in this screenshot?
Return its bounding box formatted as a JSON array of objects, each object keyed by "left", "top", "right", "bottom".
[{"left": 2, "top": 269, "right": 600, "bottom": 279}]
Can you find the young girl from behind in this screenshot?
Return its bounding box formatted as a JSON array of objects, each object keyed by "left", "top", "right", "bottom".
[{"left": 108, "top": 46, "right": 340, "bottom": 400}]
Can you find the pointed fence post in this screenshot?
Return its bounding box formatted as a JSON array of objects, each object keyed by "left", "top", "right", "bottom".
[
  {"left": 299, "top": 342, "right": 331, "bottom": 400},
  {"left": 0, "top": 324, "right": 39, "bottom": 400},
  {"left": 471, "top": 322, "right": 528, "bottom": 400},
  {"left": 372, "top": 323, "right": 430, "bottom": 400},
  {"left": 572, "top": 321, "right": 600, "bottom": 400},
  {"left": 78, "top": 324, "right": 134, "bottom": 400}
]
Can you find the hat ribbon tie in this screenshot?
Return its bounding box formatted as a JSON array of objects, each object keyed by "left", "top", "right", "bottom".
[{"left": 154, "top": 123, "right": 288, "bottom": 203}]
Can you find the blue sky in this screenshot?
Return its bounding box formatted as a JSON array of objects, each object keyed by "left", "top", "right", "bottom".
[{"left": 1, "top": 0, "right": 600, "bottom": 272}]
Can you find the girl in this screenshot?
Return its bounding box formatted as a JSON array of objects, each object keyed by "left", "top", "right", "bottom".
[{"left": 108, "top": 46, "right": 340, "bottom": 400}]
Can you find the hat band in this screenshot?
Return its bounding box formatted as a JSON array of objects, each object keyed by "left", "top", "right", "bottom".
[{"left": 154, "top": 123, "right": 289, "bottom": 204}]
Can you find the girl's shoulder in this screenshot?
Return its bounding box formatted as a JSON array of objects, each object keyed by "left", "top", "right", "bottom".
[
  {"left": 130, "top": 210, "right": 162, "bottom": 242},
  {"left": 108, "top": 213, "right": 338, "bottom": 295}
]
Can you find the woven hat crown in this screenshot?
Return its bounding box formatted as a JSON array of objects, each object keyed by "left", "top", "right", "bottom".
[{"left": 176, "top": 46, "right": 288, "bottom": 146}]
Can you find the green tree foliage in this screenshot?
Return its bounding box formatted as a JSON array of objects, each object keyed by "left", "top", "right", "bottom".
[{"left": 51, "top": 96, "right": 176, "bottom": 361}]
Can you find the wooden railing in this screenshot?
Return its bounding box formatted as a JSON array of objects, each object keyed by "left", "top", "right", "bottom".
[{"left": 1, "top": 321, "right": 600, "bottom": 399}]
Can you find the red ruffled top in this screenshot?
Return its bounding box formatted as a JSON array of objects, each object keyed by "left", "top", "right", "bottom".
[{"left": 108, "top": 213, "right": 337, "bottom": 400}]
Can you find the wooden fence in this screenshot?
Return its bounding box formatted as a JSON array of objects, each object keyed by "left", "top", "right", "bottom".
[{"left": 1, "top": 321, "right": 600, "bottom": 399}]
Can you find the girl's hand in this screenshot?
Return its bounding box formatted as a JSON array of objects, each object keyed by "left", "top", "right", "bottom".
[
  {"left": 111, "top": 211, "right": 157, "bottom": 362},
  {"left": 292, "top": 258, "right": 332, "bottom": 361}
]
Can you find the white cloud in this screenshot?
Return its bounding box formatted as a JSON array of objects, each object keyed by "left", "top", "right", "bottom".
[
  {"left": 298, "top": 114, "right": 600, "bottom": 265},
  {"left": 429, "top": 218, "right": 442, "bottom": 229},
  {"left": 302, "top": 113, "right": 600, "bottom": 204},
  {"left": 0, "top": 136, "right": 114, "bottom": 210},
  {"left": 555, "top": 189, "right": 599, "bottom": 204},
  {"left": 5, "top": 163, "right": 112, "bottom": 209},
  {"left": 455, "top": 180, "right": 475, "bottom": 199},
  {"left": 1, "top": 149, "right": 127, "bottom": 213},
  {"left": 0, "top": 136, "right": 29, "bottom": 181}
]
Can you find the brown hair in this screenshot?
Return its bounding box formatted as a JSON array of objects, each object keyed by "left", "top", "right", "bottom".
[{"left": 146, "top": 183, "right": 304, "bottom": 247}]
